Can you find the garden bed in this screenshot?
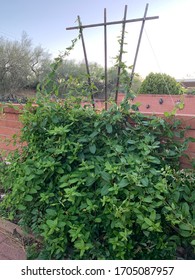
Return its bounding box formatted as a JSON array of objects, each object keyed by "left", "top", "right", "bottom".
[{"left": 0, "top": 99, "right": 194, "bottom": 260}]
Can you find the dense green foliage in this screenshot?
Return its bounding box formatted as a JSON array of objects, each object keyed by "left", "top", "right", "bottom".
[
  {"left": 139, "top": 73, "right": 184, "bottom": 95},
  {"left": 0, "top": 97, "right": 194, "bottom": 260},
  {"left": 0, "top": 30, "right": 194, "bottom": 260}
]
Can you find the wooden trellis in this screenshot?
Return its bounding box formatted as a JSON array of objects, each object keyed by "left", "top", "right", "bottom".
[{"left": 66, "top": 3, "right": 159, "bottom": 110}]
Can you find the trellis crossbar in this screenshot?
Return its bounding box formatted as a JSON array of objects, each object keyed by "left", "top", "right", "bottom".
[{"left": 66, "top": 3, "right": 159, "bottom": 110}]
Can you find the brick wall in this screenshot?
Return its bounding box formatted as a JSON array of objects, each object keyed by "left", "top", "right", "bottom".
[
  {"left": 1, "top": 95, "right": 195, "bottom": 168},
  {"left": 121, "top": 94, "right": 195, "bottom": 168},
  {"left": 0, "top": 105, "right": 23, "bottom": 156}
]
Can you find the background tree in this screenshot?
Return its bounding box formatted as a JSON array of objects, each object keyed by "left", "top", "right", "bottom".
[
  {"left": 139, "top": 72, "right": 184, "bottom": 95},
  {"left": 28, "top": 45, "right": 51, "bottom": 89},
  {"left": 0, "top": 32, "right": 51, "bottom": 98},
  {"left": 43, "top": 59, "right": 142, "bottom": 99}
]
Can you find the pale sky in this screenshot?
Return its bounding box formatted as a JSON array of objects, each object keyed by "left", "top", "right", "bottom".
[{"left": 0, "top": 0, "right": 195, "bottom": 79}]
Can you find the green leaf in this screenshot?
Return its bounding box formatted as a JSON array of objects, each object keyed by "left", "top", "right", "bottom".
[
  {"left": 182, "top": 202, "right": 190, "bottom": 216},
  {"left": 94, "top": 218, "right": 102, "bottom": 223},
  {"left": 69, "top": 178, "right": 79, "bottom": 184},
  {"left": 164, "top": 111, "right": 171, "bottom": 118},
  {"left": 150, "top": 210, "right": 156, "bottom": 221},
  {"left": 179, "top": 223, "right": 192, "bottom": 231},
  {"left": 128, "top": 145, "right": 136, "bottom": 151},
  {"left": 118, "top": 178, "right": 129, "bottom": 188},
  {"left": 24, "top": 195, "right": 33, "bottom": 202},
  {"left": 29, "top": 188, "right": 38, "bottom": 194},
  {"left": 46, "top": 208, "right": 57, "bottom": 217},
  {"left": 131, "top": 104, "right": 140, "bottom": 111},
  {"left": 115, "top": 145, "right": 123, "bottom": 153},
  {"left": 137, "top": 214, "right": 144, "bottom": 222},
  {"left": 127, "top": 139, "right": 136, "bottom": 144},
  {"left": 78, "top": 137, "right": 88, "bottom": 143},
  {"left": 106, "top": 124, "right": 113, "bottom": 134},
  {"left": 143, "top": 196, "right": 153, "bottom": 203},
  {"left": 141, "top": 177, "right": 149, "bottom": 187},
  {"left": 101, "top": 171, "right": 111, "bottom": 182},
  {"left": 46, "top": 219, "right": 57, "bottom": 228},
  {"left": 173, "top": 191, "right": 180, "bottom": 202},
  {"left": 188, "top": 137, "right": 195, "bottom": 143},
  {"left": 90, "top": 130, "right": 99, "bottom": 138},
  {"left": 144, "top": 218, "right": 153, "bottom": 226},
  {"left": 148, "top": 156, "right": 161, "bottom": 164},
  {"left": 26, "top": 174, "right": 35, "bottom": 181},
  {"left": 190, "top": 191, "right": 195, "bottom": 202},
  {"left": 150, "top": 168, "right": 159, "bottom": 175},
  {"left": 179, "top": 230, "right": 192, "bottom": 237},
  {"left": 18, "top": 204, "right": 26, "bottom": 211},
  {"left": 89, "top": 144, "right": 96, "bottom": 154},
  {"left": 86, "top": 176, "right": 96, "bottom": 187},
  {"left": 141, "top": 223, "right": 149, "bottom": 230},
  {"left": 86, "top": 198, "right": 92, "bottom": 206},
  {"left": 143, "top": 231, "right": 150, "bottom": 237},
  {"left": 57, "top": 167, "right": 64, "bottom": 174},
  {"left": 59, "top": 182, "right": 69, "bottom": 188},
  {"left": 190, "top": 240, "right": 195, "bottom": 246},
  {"left": 101, "top": 185, "right": 110, "bottom": 196}
]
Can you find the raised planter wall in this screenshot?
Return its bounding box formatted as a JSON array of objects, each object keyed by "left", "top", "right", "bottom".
[
  {"left": 121, "top": 94, "right": 195, "bottom": 169},
  {"left": 0, "top": 105, "right": 23, "bottom": 155},
  {"left": 0, "top": 94, "right": 195, "bottom": 168}
]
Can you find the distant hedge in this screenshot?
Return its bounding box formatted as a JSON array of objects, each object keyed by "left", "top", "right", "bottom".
[{"left": 139, "top": 73, "right": 184, "bottom": 95}]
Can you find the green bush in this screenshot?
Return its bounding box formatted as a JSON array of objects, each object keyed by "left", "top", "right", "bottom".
[
  {"left": 139, "top": 73, "right": 184, "bottom": 95},
  {"left": 0, "top": 97, "right": 194, "bottom": 259}
]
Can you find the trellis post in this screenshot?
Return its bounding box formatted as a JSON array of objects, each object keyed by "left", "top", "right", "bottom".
[
  {"left": 115, "top": 5, "right": 128, "bottom": 104},
  {"left": 66, "top": 4, "right": 159, "bottom": 109},
  {"left": 104, "top": 8, "right": 108, "bottom": 110},
  {"left": 129, "top": 3, "right": 149, "bottom": 90},
  {"left": 77, "top": 16, "right": 95, "bottom": 108}
]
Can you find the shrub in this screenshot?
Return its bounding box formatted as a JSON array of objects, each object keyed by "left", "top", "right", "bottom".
[
  {"left": 0, "top": 97, "right": 194, "bottom": 260},
  {"left": 139, "top": 72, "right": 184, "bottom": 95}
]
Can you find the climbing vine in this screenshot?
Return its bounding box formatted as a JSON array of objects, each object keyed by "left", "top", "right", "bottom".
[{"left": 0, "top": 33, "right": 194, "bottom": 260}]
